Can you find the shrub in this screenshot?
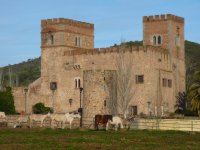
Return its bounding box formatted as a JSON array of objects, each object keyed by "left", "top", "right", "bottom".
[{"left": 33, "top": 102, "right": 53, "bottom": 114}]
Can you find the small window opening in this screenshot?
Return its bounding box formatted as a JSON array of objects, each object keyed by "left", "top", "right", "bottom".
[
  {"left": 50, "top": 35, "right": 54, "bottom": 44},
  {"left": 78, "top": 79, "right": 80, "bottom": 88},
  {"left": 75, "top": 79, "right": 80, "bottom": 88},
  {"left": 79, "top": 37, "right": 81, "bottom": 47},
  {"left": 153, "top": 36, "right": 156, "bottom": 45},
  {"left": 162, "top": 78, "right": 167, "bottom": 87},
  {"left": 104, "top": 77, "right": 105, "bottom": 81},
  {"left": 104, "top": 100, "right": 106, "bottom": 107},
  {"left": 131, "top": 106, "right": 137, "bottom": 115},
  {"left": 104, "top": 85, "right": 106, "bottom": 91},
  {"left": 75, "top": 37, "right": 77, "bottom": 46},
  {"left": 136, "top": 75, "right": 144, "bottom": 83},
  {"left": 168, "top": 79, "right": 172, "bottom": 88},
  {"left": 75, "top": 79, "right": 77, "bottom": 88},
  {"left": 158, "top": 36, "right": 161, "bottom": 44}
]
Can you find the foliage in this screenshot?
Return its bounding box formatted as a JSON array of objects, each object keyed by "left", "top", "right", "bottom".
[
  {"left": 187, "top": 71, "right": 200, "bottom": 116},
  {"left": 33, "top": 102, "right": 53, "bottom": 114},
  {"left": 185, "top": 109, "right": 198, "bottom": 116},
  {"left": 174, "top": 92, "right": 187, "bottom": 114},
  {"left": 0, "top": 87, "right": 16, "bottom": 115}
]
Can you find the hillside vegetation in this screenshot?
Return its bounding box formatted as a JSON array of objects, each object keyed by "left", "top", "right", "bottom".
[{"left": 0, "top": 40, "right": 199, "bottom": 92}]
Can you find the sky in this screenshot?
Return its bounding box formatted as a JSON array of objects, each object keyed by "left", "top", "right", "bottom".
[{"left": 0, "top": 0, "right": 199, "bottom": 67}]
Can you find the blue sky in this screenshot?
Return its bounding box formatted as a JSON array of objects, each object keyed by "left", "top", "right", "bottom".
[{"left": 0, "top": 0, "right": 199, "bottom": 67}]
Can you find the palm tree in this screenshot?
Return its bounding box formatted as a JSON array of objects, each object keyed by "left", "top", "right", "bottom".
[{"left": 187, "top": 71, "right": 200, "bottom": 116}]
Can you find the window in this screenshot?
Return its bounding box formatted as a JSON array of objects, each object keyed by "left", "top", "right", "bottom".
[
  {"left": 49, "top": 35, "right": 54, "bottom": 45},
  {"left": 104, "top": 100, "right": 106, "bottom": 107},
  {"left": 130, "top": 106, "right": 137, "bottom": 115},
  {"left": 162, "top": 78, "right": 167, "bottom": 87},
  {"left": 168, "top": 79, "right": 172, "bottom": 88},
  {"left": 158, "top": 36, "right": 161, "bottom": 44},
  {"left": 153, "top": 36, "right": 156, "bottom": 45},
  {"left": 75, "top": 78, "right": 80, "bottom": 88},
  {"left": 104, "top": 85, "right": 106, "bottom": 91},
  {"left": 136, "top": 75, "right": 144, "bottom": 84},
  {"left": 50, "top": 82, "right": 57, "bottom": 90},
  {"left": 75, "top": 36, "right": 82, "bottom": 47}
]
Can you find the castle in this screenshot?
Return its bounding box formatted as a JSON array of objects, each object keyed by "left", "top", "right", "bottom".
[{"left": 12, "top": 14, "right": 185, "bottom": 125}]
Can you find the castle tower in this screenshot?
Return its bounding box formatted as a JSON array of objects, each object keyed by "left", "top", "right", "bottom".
[
  {"left": 82, "top": 70, "right": 117, "bottom": 127},
  {"left": 143, "top": 14, "right": 184, "bottom": 60},
  {"left": 143, "top": 14, "right": 185, "bottom": 114},
  {"left": 40, "top": 18, "right": 94, "bottom": 112}
]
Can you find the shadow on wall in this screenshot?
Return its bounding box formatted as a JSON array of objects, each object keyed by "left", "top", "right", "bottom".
[{"left": 174, "top": 92, "right": 187, "bottom": 114}]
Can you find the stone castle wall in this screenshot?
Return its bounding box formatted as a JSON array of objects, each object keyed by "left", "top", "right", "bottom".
[{"left": 12, "top": 14, "right": 186, "bottom": 119}]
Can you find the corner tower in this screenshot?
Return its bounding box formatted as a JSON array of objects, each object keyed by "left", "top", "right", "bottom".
[
  {"left": 40, "top": 18, "right": 94, "bottom": 111},
  {"left": 143, "top": 14, "right": 184, "bottom": 60}
]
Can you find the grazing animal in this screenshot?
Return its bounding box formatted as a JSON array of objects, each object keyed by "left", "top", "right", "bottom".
[
  {"left": 66, "top": 113, "right": 81, "bottom": 129},
  {"left": 107, "top": 116, "right": 124, "bottom": 131},
  {"left": 0, "top": 112, "right": 6, "bottom": 118},
  {"left": 51, "top": 112, "right": 81, "bottom": 129},
  {"left": 122, "top": 117, "right": 135, "bottom": 129},
  {"left": 13, "top": 115, "right": 29, "bottom": 128},
  {"left": 51, "top": 113, "right": 71, "bottom": 129},
  {"left": 29, "top": 112, "right": 51, "bottom": 128},
  {"left": 95, "top": 114, "right": 112, "bottom": 131}
]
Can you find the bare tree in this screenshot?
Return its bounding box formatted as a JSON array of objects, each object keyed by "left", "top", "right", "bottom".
[{"left": 116, "top": 38, "right": 137, "bottom": 119}]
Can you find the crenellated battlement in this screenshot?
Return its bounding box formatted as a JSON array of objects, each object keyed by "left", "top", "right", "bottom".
[
  {"left": 143, "top": 14, "right": 184, "bottom": 23},
  {"left": 41, "top": 18, "right": 94, "bottom": 29},
  {"left": 64, "top": 45, "right": 169, "bottom": 56}
]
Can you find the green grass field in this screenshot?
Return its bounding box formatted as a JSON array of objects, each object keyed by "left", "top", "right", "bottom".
[{"left": 0, "top": 127, "right": 200, "bottom": 150}]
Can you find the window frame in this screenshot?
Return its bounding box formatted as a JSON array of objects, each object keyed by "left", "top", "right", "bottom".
[
  {"left": 130, "top": 106, "right": 137, "bottom": 115},
  {"left": 136, "top": 75, "right": 144, "bottom": 84}
]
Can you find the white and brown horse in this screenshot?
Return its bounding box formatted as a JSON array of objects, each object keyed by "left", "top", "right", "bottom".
[{"left": 107, "top": 116, "right": 124, "bottom": 131}]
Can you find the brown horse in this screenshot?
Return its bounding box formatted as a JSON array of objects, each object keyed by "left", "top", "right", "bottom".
[{"left": 95, "top": 114, "right": 112, "bottom": 131}]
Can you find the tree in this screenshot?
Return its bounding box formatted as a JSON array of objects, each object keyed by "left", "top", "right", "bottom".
[
  {"left": 187, "top": 71, "right": 200, "bottom": 116},
  {"left": 0, "top": 87, "right": 16, "bottom": 115},
  {"left": 116, "top": 38, "right": 137, "bottom": 119}
]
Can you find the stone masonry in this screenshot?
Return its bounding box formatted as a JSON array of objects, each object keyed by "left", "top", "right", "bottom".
[{"left": 12, "top": 14, "right": 185, "bottom": 126}]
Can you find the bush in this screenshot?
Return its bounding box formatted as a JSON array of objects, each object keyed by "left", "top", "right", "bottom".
[
  {"left": 185, "top": 109, "right": 198, "bottom": 116},
  {"left": 33, "top": 102, "right": 53, "bottom": 114}
]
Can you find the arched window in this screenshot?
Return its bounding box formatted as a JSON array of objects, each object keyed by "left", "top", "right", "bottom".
[
  {"left": 75, "top": 36, "right": 82, "bottom": 47},
  {"left": 158, "top": 36, "right": 161, "bottom": 44},
  {"left": 75, "top": 78, "right": 81, "bottom": 88},
  {"left": 104, "top": 100, "right": 106, "bottom": 107},
  {"left": 153, "top": 36, "right": 156, "bottom": 45}
]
